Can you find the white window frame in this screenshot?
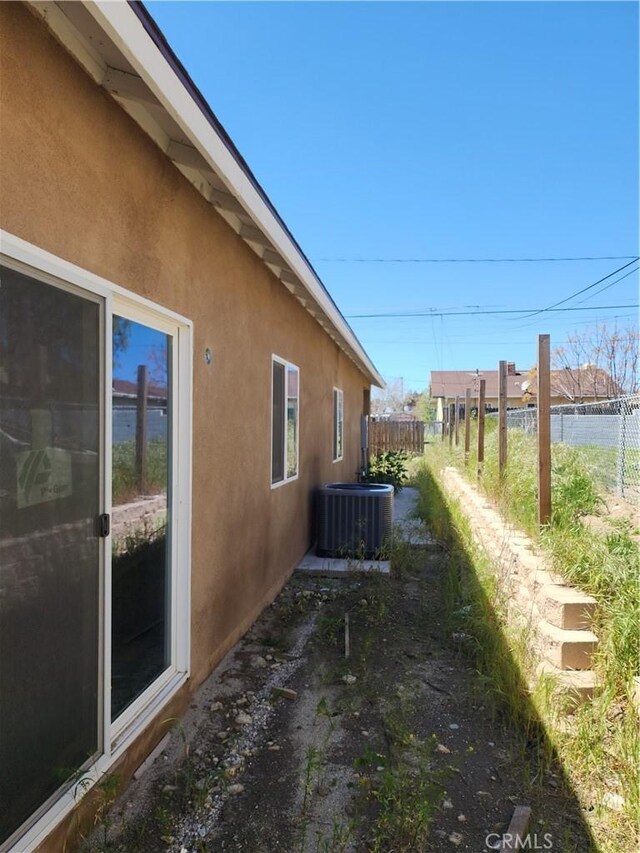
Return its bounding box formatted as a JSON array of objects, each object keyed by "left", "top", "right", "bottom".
[
  {"left": 109, "top": 299, "right": 189, "bottom": 745},
  {"left": 0, "top": 230, "right": 193, "bottom": 853},
  {"left": 270, "top": 355, "right": 299, "bottom": 488}
]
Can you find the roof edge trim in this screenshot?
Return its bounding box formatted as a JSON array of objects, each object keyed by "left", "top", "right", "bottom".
[{"left": 76, "top": 0, "right": 383, "bottom": 386}]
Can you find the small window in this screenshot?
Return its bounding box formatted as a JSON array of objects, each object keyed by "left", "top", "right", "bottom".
[
  {"left": 272, "top": 356, "right": 299, "bottom": 485},
  {"left": 333, "top": 387, "right": 344, "bottom": 461}
]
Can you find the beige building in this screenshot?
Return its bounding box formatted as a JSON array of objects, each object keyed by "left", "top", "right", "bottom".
[
  {"left": 527, "top": 365, "right": 623, "bottom": 405},
  {"left": 430, "top": 364, "right": 621, "bottom": 421},
  {"left": 431, "top": 364, "right": 528, "bottom": 421},
  {"left": 0, "top": 3, "right": 382, "bottom": 850}
]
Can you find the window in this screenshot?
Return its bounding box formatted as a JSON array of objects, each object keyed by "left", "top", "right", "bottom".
[
  {"left": 333, "top": 387, "right": 344, "bottom": 461},
  {"left": 272, "top": 356, "right": 299, "bottom": 485}
]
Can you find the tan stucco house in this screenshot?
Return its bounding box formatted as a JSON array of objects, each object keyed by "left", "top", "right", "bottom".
[
  {"left": 430, "top": 364, "right": 528, "bottom": 421},
  {"left": 524, "top": 365, "right": 623, "bottom": 405},
  {"left": 0, "top": 3, "right": 383, "bottom": 850},
  {"left": 430, "top": 364, "right": 622, "bottom": 421}
]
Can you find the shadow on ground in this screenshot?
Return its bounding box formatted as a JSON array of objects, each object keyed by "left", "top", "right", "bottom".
[
  {"left": 412, "top": 464, "right": 598, "bottom": 852},
  {"left": 82, "top": 470, "right": 598, "bottom": 853}
]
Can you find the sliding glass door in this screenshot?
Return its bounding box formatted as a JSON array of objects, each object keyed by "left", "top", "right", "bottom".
[
  {"left": 0, "top": 266, "right": 102, "bottom": 843},
  {"left": 0, "top": 248, "right": 189, "bottom": 850}
]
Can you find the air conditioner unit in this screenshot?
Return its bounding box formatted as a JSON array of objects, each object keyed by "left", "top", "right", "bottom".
[{"left": 316, "top": 482, "right": 394, "bottom": 558}]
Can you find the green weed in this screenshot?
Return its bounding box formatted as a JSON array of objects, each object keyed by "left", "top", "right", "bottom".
[
  {"left": 353, "top": 704, "right": 442, "bottom": 852},
  {"left": 362, "top": 450, "right": 411, "bottom": 493}
]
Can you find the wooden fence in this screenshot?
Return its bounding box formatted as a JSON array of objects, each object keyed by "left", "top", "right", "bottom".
[{"left": 369, "top": 419, "right": 425, "bottom": 454}]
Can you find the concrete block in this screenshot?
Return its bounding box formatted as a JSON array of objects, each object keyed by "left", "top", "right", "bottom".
[
  {"left": 536, "top": 620, "right": 598, "bottom": 670},
  {"left": 529, "top": 568, "right": 563, "bottom": 595},
  {"left": 538, "top": 584, "right": 597, "bottom": 631},
  {"left": 632, "top": 676, "right": 640, "bottom": 717},
  {"left": 536, "top": 661, "right": 598, "bottom": 706}
]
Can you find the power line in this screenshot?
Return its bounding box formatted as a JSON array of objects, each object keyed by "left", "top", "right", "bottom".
[
  {"left": 511, "top": 268, "right": 639, "bottom": 331},
  {"left": 356, "top": 314, "right": 638, "bottom": 339},
  {"left": 316, "top": 255, "right": 638, "bottom": 264},
  {"left": 515, "top": 258, "right": 639, "bottom": 320},
  {"left": 360, "top": 331, "right": 638, "bottom": 346},
  {"left": 346, "top": 303, "right": 638, "bottom": 320},
  {"left": 575, "top": 265, "right": 639, "bottom": 304}
]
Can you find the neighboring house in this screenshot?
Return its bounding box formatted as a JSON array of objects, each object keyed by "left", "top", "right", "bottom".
[
  {"left": 430, "top": 364, "right": 528, "bottom": 421},
  {"left": 370, "top": 411, "right": 420, "bottom": 422},
  {"left": 112, "top": 379, "right": 168, "bottom": 407},
  {"left": 388, "top": 412, "right": 421, "bottom": 423},
  {"left": 0, "top": 3, "right": 382, "bottom": 851},
  {"left": 430, "top": 364, "right": 623, "bottom": 422},
  {"left": 525, "top": 365, "right": 624, "bottom": 404}
]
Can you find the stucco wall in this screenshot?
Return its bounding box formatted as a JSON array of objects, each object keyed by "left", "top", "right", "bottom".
[{"left": 0, "top": 4, "right": 371, "bottom": 847}]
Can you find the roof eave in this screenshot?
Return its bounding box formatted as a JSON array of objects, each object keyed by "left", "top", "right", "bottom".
[{"left": 28, "top": 0, "right": 383, "bottom": 387}]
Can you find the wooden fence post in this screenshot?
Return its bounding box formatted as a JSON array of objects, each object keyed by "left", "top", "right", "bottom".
[
  {"left": 464, "top": 387, "right": 471, "bottom": 458},
  {"left": 537, "top": 334, "right": 551, "bottom": 526},
  {"left": 442, "top": 406, "right": 447, "bottom": 441},
  {"left": 135, "top": 363, "right": 148, "bottom": 493},
  {"left": 498, "top": 360, "right": 507, "bottom": 480},
  {"left": 454, "top": 395, "right": 460, "bottom": 446},
  {"left": 449, "top": 403, "right": 455, "bottom": 447},
  {"left": 477, "top": 378, "right": 486, "bottom": 480}
]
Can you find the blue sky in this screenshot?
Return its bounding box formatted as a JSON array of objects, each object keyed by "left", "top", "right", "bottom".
[
  {"left": 147, "top": 1, "right": 638, "bottom": 392},
  {"left": 113, "top": 318, "right": 168, "bottom": 385}
]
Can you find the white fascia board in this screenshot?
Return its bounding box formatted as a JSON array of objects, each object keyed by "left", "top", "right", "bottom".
[{"left": 84, "top": 1, "right": 382, "bottom": 387}]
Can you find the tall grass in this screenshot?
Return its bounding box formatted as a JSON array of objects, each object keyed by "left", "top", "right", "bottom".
[
  {"left": 438, "top": 425, "right": 639, "bottom": 698},
  {"left": 112, "top": 438, "right": 167, "bottom": 504}
]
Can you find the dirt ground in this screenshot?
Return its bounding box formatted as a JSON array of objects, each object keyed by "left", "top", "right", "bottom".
[
  {"left": 582, "top": 490, "right": 640, "bottom": 543},
  {"left": 84, "top": 523, "right": 597, "bottom": 852}
]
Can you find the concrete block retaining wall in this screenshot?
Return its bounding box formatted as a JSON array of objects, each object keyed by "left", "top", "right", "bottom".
[
  {"left": 112, "top": 494, "right": 167, "bottom": 541},
  {"left": 439, "top": 467, "right": 598, "bottom": 705}
]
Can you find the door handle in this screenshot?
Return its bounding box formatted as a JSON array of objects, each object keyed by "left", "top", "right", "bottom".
[{"left": 98, "top": 513, "right": 110, "bottom": 537}]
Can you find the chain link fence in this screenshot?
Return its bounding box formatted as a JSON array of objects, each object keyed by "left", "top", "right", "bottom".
[{"left": 498, "top": 395, "right": 640, "bottom": 502}]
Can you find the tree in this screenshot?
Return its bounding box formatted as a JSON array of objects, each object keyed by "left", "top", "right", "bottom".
[
  {"left": 551, "top": 323, "right": 639, "bottom": 400},
  {"left": 147, "top": 341, "right": 168, "bottom": 388},
  {"left": 370, "top": 379, "right": 438, "bottom": 420},
  {"left": 416, "top": 386, "right": 438, "bottom": 422},
  {"left": 371, "top": 378, "right": 407, "bottom": 415},
  {"left": 112, "top": 317, "right": 132, "bottom": 369}
]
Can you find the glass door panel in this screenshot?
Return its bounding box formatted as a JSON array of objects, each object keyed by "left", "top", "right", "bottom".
[
  {"left": 0, "top": 267, "right": 101, "bottom": 844},
  {"left": 111, "top": 317, "right": 171, "bottom": 720}
]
